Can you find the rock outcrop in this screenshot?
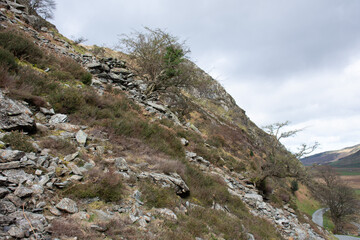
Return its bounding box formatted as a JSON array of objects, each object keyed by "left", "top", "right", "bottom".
[{"left": 0, "top": 90, "right": 36, "bottom": 133}]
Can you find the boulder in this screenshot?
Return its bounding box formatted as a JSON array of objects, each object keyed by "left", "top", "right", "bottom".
[
  {"left": 9, "top": 211, "right": 48, "bottom": 232},
  {"left": 0, "top": 187, "right": 10, "bottom": 198},
  {"left": 0, "top": 90, "right": 36, "bottom": 132},
  {"left": 139, "top": 172, "right": 190, "bottom": 197},
  {"left": 56, "top": 198, "right": 78, "bottom": 213}
]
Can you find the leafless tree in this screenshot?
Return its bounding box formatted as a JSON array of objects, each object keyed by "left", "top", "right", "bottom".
[
  {"left": 118, "top": 27, "right": 191, "bottom": 96},
  {"left": 25, "top": 0, "right": 56, "bottom": 19},
  {"left": 313, "top": 166, "right": 360, "bottom": 233},
  {"left": 257, "top": 121, "right": 319, "bottom": 186}
]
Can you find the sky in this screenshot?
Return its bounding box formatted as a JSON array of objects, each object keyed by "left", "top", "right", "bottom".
[{"left": 52, "top": 0, "right": 360, "bottom": 154}]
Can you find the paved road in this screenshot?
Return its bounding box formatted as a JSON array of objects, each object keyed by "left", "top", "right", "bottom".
[
  {"left": 312, "top": 208, "right": 328, "bottom": 227},
  {"left": 334, "top": 235, "right": 360, "bottom": 240},
  {"left": 312, "top": 208, "right": 360, "bottom": 240}
]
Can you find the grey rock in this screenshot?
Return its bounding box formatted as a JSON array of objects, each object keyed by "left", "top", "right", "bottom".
[
  {"left": 0, "top": 187, "right": 10, "bottom": 198},
  {"left": 86, "top": 62, "right": 102, "bottom": 69},
  {"left": 91, "top": 224, "right": 107, "bottom": 232},
  {"left": 39, "top": 107, "right": 55, "bottom": 115},
  {"left": 0, "top": 176, "right": 8, "bottom": 186},
  {"left": 64, "top": 152, "right": 79, "bottom": 162},
  {"left": 0, "top": 161, "right": 21, "bottom": 170},
  {"left": 114, "top": 157, "right": 128, "bottom": 171},
  {"left": 31, "top": 184, "right": 44, "bottom": 195},
  {"left": 146, "top": 101, "right": 167, "bottom": 113},
  {"left": 49, "top": 114, "right": 68, "bottom": 124},
  {"left": 0, "top": 89, "right": 36, "bottom": 132},
  {"left": 49, "top": 206, "right": 62, "bottom": 216},
  {"left": 185, "top": 151, "right": 197, "bottom": 159},
  {"left": 0, "top": 213, "right": 15, "bottom": 225},
  {"left": 154, "top": 208, "right": 178, "bottom": 221},
  {"left": 247, "top": 233, "right": 255, "bottom": 240},
  {"left": 139, "top": 172, "right": 190, "bottom": 196},
  {"left": 75, "top": 130, "right": 87, "bottom": 146},
  {"left": 35, "top": 169, "right": 42, "bottom": 176},
  {"left": 8, "top": 226, "right": 25, "bottom": 239},
  {"left": 111, "top": 67, "right": 131, "bottom": 75},
  {"left": 14, "top": 186, "right": 33, "bottom": 198},
  {"left": 9, "top": 211, "right": 48, "bottom": 232},
  {"left": 2, "top": 170, "right": 34, "bottom": 185},
  {"left": 56, "top": 198, "right": 78, "bottom": 213},
  {"left": 181, "top": 138, "right": 189, "bottom": 146},
  {"left": 0, "top": 200, "right": 16, "bottom": 214},
  {"left": 0, "top": 150, "right": 25, "bottom": 163},
  {"left": 68, "top": 162, "right": 83, "bottom": 176}
]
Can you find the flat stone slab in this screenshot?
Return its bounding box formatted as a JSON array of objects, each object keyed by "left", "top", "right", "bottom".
[{"left": 56, "top": 198, "right": 78, "bottom": 213}]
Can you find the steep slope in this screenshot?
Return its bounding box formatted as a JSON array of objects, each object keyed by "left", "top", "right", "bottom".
[
  {"left": 301, "top": 144, "right": 360, "bottom": 166},
  {"left": 0, "top": 1, "right": 330, "bottom": 239}
]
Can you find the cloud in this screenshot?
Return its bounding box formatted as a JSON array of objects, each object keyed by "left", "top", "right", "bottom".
[{"left": 52, "top": 0, "right": 360, "bottom": 153}]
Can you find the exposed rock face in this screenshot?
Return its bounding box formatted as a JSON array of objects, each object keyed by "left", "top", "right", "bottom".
[
  {"left": 139, "top": 172, "right": 190, "bottom": 197},
  {"left": 0, "top": 90, "right": 36, "bottom": 132}
]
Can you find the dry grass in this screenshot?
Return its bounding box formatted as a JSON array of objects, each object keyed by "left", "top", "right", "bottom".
[{"left": 340, "top": 175, "right": 360, "bottom": 189}]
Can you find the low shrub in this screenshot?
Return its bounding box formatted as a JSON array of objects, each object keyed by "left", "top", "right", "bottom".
[
  {"left": 0, "top": 31, "right": 43, "bottom": 63},
  {"left": 39, "top": 137, "right": 77, "bottom": 156},
  {"left": 49, "top": 70, "right": 74, "bottom": 82},
  {"left": 81, "top": 72, "right": 92, "bottom": 85},
  {"left": 50, "top": 87, "right": 85, "bottom": 114},
  {"left": 64, "top": 168, "right": 123, "bottom": 202},
  {"left": 48, "top": 218, "right": 85, "bottom": 239},
  {"left": 0, "top": 48, "right": 17, "bottom": 70},
  {"left": 2, "top": 131, "right": 36, "bottom": 152},
  {"left": 139, "top": 182, "right": 178, "bottom": 208}
]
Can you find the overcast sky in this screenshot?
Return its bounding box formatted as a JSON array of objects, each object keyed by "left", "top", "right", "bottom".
[{"left": 53, "top": 0, "right": 360, "bottom": 154}]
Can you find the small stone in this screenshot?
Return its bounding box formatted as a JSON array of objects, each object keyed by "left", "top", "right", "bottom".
[
  {"left": 90, "top": 224, "right": 107, "bottom": 232},
  {"left": 49, "top": 114, "right": 68, "bottom": 124},
  {"left": 40, "top": 107, "right": 55, "bottom": 115},
  {"left": 181, "top": 138, "right": 189, "bottom": 146},
  {"left": 56, "top": 198, "right": 78, "bottom": 213},
  {"left": 75, "top": 130, "right": 87, "bottom": 146},
  {"left": 35, "top": 170, "right": 43, "bottom": 176},
  {"left": 49, "top": 206, "right": 62, "bottom": 216},
  {"left": 64, "top": 152, "right": 79, "bottom": 162}
]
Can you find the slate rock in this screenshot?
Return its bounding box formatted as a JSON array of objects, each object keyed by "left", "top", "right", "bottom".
[
  {"left": 49, "top": 114, "right": 68, "bottom": 124},
  {"left": 14, "top": 186, "right": 33, "bottom": 198},
  {"left": 0, "top": 200, "right": 16, "bottom": 214},
  {"left": 0, "top": 89, "right": 36, "bottom": 132},
  {"left": 56, "top": 198, "right": 78, "bottom": 213},
  {"left": 0, "top": 150, "right": 25, "bottom": 163},
  {"left": 0, "top": 187, "right": 10, "bottom": 198}
]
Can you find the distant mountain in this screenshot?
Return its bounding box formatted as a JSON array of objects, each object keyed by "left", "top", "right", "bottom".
[{"left": 301, "top": 144, "right": 360, "bottom": 166}]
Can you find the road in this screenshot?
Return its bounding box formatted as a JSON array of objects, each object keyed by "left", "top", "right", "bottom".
[
  {"left": 312, "top": 208, "right": 360, "bottom": 240},
  {"left": 312, "top": 208, "right": 328, "bottom": 227}
]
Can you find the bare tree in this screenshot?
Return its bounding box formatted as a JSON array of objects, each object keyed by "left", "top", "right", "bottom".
[
  {"left": 257, "top": 121, "right": 318, "bottom": 187},
  {"left": 313, "top": 166, "right": 359, "bottom": 233},
  {"left": 118, "top": 27, "right": 191, "bottom": 96},
  {"left": 25, "top": 0, "right": 56, "bottom": 19}
]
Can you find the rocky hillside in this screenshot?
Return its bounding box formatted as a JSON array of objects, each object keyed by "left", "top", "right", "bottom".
[
  {"left": 0, "top": 1, "right": 331, "bottom": 239},
  {"left": 301, "top": 144, "right": 360, "bottom": 166}
]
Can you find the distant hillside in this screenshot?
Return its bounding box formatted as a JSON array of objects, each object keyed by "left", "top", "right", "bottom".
[
  {"left": 301, "top": 144, "right": 360, "bottom": 166},
  {"left": 329, "top": 149, "right": 360, "bottom": 168}
]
